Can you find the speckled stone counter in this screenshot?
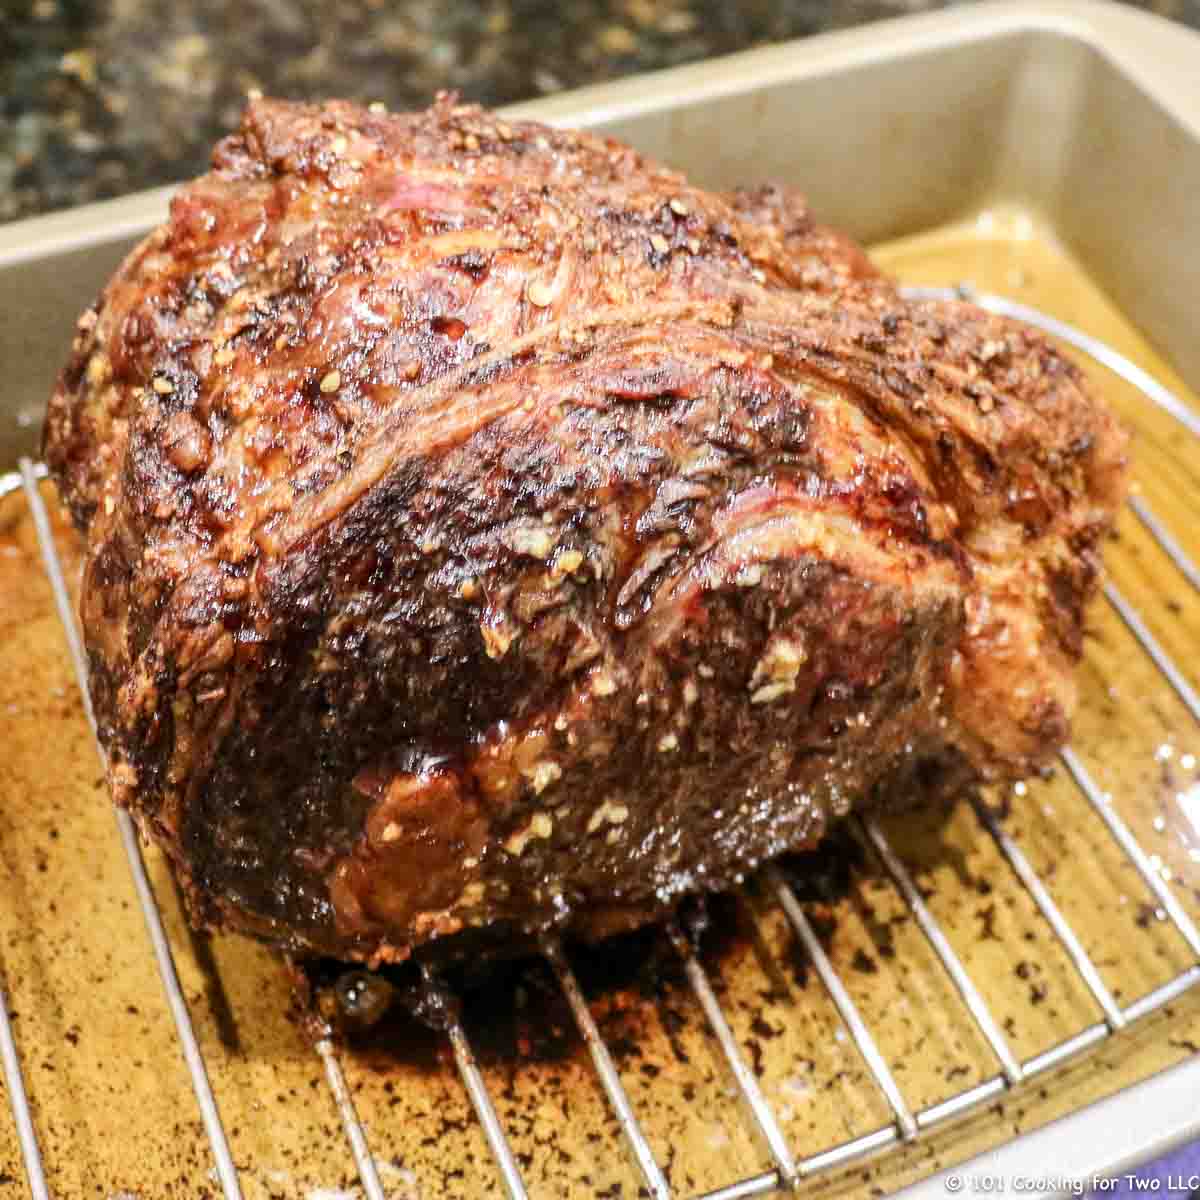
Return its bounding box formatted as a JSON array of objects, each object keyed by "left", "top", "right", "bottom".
[{"left": 2, "top": 0, "right": 1198, "bottom": 225}]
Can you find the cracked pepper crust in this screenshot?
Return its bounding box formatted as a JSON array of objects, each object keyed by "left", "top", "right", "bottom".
[{"left": 44, "top": 95, "right": 1128, "bottom": 964}]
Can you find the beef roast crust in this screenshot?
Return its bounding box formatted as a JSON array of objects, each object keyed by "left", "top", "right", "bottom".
[{"left": 44, "top": 96, "right": 1128, "bottom": 963}]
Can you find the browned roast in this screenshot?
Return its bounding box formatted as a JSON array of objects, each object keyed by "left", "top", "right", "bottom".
[{"left": 44, "top": 96, "right": 1128, "bottom": 965}]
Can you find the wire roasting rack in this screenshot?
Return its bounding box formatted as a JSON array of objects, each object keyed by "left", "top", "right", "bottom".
[{"left": 1, "top": 288, "right": 1199, "bottom": 1200}]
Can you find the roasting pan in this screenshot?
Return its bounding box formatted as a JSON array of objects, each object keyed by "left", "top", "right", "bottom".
[{"left": 2, "top": 2, "right": 1200, "bottom": 1196}]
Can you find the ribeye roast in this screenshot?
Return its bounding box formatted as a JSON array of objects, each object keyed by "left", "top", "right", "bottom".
[{"left": 45, "top": 96, "right": 1128, "bottom": 965}]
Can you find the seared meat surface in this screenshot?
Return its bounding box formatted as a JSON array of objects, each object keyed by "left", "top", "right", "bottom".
[{"left": 45, "top": 96, "right": 1127, "bottom": 964}]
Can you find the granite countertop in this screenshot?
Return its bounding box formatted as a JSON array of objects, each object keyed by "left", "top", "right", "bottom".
[{"left": 2, "top": 0, "right": 1197, "bottom": 226}]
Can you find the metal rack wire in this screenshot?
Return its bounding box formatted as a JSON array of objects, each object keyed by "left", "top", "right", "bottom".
[{"left": 2, "top": 294, "right": 1199, "bottom": 1200}]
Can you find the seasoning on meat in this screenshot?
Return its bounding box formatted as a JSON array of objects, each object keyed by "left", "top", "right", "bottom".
[{"left": 43, "top": 96, "right": 1128, "bottom": 966}]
